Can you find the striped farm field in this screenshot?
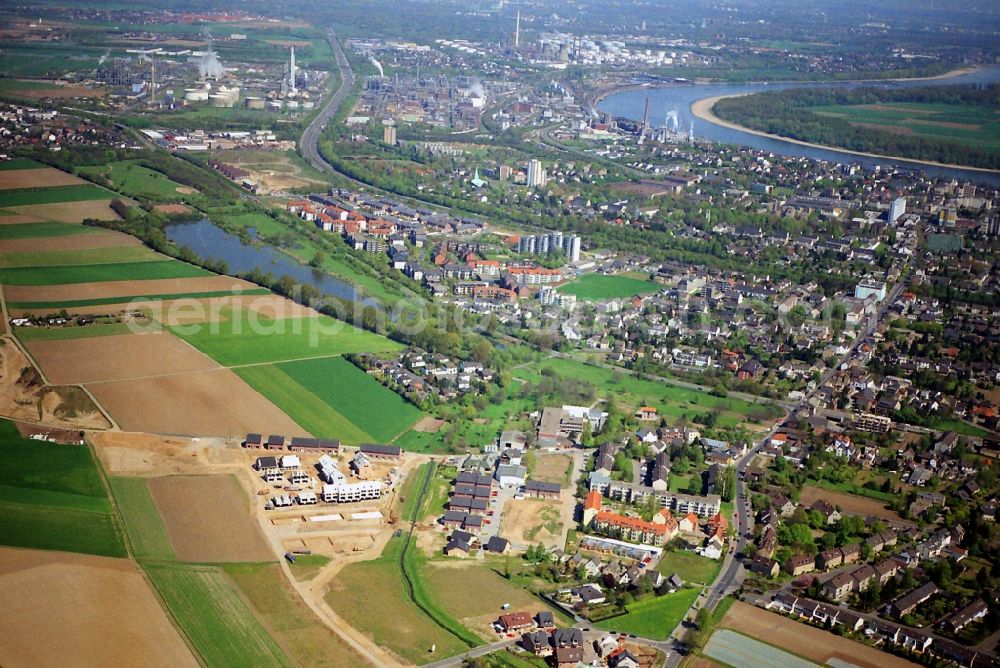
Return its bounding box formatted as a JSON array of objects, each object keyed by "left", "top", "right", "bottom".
[
  {"left": 0, "top": 221, "right": 102, "bottom": 240},
  {"left": 0, "top": 260, "right": 210, "bottom": 285},
  {"left": 170, "top": 308, "right": 402, "bottom": 366},
  {"left": 109, "top": 477, "right": 176, "bottom": 561},
  {"left": 144, "top": 563, "right": 292, "bottom": 668},
  {"left": 0, "top": 245, "right": 159, "bottom": 268},
  {"left": 0, "top": 184, "right": 112, "bottom": 207},
  {"left": 277, "top": 356, "right": 423, "bottom": 442},
  {"left": 235, "top": 364, "right": 372, "bottom": 442},
  {"left": 5, "top": 288, "right": 271, "bottom": 311},
  {"left": 14, "top": 323, "right": 137, "bottom": 342}
]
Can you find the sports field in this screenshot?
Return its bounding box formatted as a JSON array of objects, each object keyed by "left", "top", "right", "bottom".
[
  {"left": 144, "top": 562, "right": 292, "bottom": 667},
  {"left": 558, "top": 273, "right": 659, "bottom": 301},
  {"left": 170, "top": 309, "right": 402, "bottom": 366},
  {"left": 0, "top": 418, "right": 126, "bottom": 557},
  {"left": 594, "top": 588, "right": 700, "bottom": 639},
  {"left": 811, "top": 102, "right": 1000, "bottom": 151},
  {"left": 0, "top": 259, "right": 210, "bottom": 285},
  {"left": 513, "top": 357, "right": 770, "bottom": 428},
  {"left": 110, "top": 477, "right": 177, "bottom": 561}
]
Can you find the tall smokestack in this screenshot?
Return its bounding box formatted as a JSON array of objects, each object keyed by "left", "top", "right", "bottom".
[
  {"left": 515, "top": 10, "right": 520, "bottom": 49},
  {"left": 290, "top": 46, "right": 297, "bottom": 92},
  {"left": 642, "top": 97, "right": 649, "bottom": 132}
]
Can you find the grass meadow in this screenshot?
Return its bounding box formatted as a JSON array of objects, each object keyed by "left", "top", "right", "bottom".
[
  {"left": 594, "top": 587, "right": 700, "bottom": 639},
  {"left": 0, "top": 419, "right": 125, "bottom": 557}
]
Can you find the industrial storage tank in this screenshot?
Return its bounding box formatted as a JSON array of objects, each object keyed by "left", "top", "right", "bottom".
[
  {"left": 245, "top": 96, "right": 265, "bottom": 110},
  {"left": 184, "top": 88, "right": 209, "bottom": 103}
]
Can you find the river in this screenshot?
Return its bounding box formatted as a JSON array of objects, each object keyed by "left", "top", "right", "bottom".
[
  {"left": 596, "top": 67, "right": 1000, "bottom": 185},
  {"left": 166, "top": 219, "right": 376, "bottom": 308}
]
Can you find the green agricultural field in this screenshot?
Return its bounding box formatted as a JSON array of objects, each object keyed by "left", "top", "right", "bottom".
[
  {"left": 326, "top": 536, "right": 472, "bottom": 664},
  {"left": 6, "top": 288, "right": 271, "bottom": 311},
  {"left": 811, "top": 102, "right": 1000, "bottom": 151},
  {"left": 0, "top": 221, "right": 102, "bottom": 240},
  {"left": 0, "top": 259, "right": 210, "bottom": 285},
  {"left": 594, "top": 588, "right": 700, "bottom": 639},
  {"left": 0, "top": 418, "right": 125, "bottom": 557},
  {"left": 513, "top": 357, "right": 769, "bottom": 428},
  {"left": 656, "top": 550, "right": 723, "bottom": 585},
  {"left": 235, "top": 357, "right": 423, "bottom": 443},
  {"left": 224, "top": 563, "right": 371, "bottom": 667},
  {"left": 14, "top": 323, "right": 137, "bottom": 342},
  {"left": 558, "top": 273, "right": 659, "bottom": 301},
  {"left": 0, "top": 184, "right": 112, "bottom": 208},
  {"left": 144, "top": 563, "right": 292, "bottom": 668},
  {"left": 279, "top": 357, "right": 423, "bottom": 442},
  {"left": 171, "top": 308, "right": 401, "bottom": 366},
  {"left": 234, "top": 364, "right": 372, "bottom": 443},
  {"left": 0, "top": 245, "right": 159, "bottom": 268},
  {"left": 78, "top": 162, "right": 194, "bottom": 201},
  {"left": 109, "top": 477, "right": 176, "bottom": 561},
  {"left": 0, "top": 157, "right": 44, "bottom": 170}
]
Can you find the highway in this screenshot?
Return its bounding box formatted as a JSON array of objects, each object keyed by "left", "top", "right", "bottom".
[{"left": 299, "top": 32, "right": 355, "bottom": 174}]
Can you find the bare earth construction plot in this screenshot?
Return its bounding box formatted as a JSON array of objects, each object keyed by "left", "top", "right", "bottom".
[
  {"left": 0, "top": 547, "right": 198, "bottom": 668},
  {"left": 147, "top": 475, "right": 275, "bottom": 563},
  {"left": 713, "top": 601, "right": 919, "bottom": 668},
  {"left": 501, "top": 497, "right": 566, "bottom": 548}
]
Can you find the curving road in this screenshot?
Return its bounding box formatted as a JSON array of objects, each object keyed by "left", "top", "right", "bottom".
[{"left": 300, "top": 32, "right": 355, "bottom": 174}]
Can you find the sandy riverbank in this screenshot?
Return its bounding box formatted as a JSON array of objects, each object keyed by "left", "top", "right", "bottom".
[{"left": 690, "top": 90, "right": 1000, "bottom": 174}]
